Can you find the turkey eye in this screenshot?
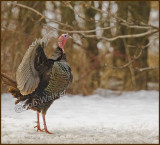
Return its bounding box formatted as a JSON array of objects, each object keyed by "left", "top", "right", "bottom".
[{"left": 64, "top": 35, "right": 67, "bottom": 38}]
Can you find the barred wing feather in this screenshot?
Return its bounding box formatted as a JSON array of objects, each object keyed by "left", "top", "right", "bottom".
[{"left": 16, "top": 38, "right": 48, "bottom": 95}]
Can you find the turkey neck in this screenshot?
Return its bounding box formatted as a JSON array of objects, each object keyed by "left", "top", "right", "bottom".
[{"left": 51, "top": 46, "right": 67, "bottom": 61}]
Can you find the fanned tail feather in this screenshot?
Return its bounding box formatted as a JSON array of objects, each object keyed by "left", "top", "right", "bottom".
[
  {"left": 1, "top": 73, "right": 17, "bottom": 88},
  {"left": 1, "top": 73, "right": 28, "bottom": 104}
]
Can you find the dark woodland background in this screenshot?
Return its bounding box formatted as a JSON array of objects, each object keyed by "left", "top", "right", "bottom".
[{"left": 1, "top": 1, "right": 159, "bottom": 95}]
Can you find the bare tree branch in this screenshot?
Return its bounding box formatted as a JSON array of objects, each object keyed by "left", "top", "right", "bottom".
[
  {"left": 121, "top": 23, "right": 155, "bottom": 30},
  {"left": 90, "top": 5, "right": 159, "bottom": 30},
  {"left": 43, "top": 23, "right": 114, "bottom": 34},
  {"left": 13, "top": 2, "right": 158, "bottom": 42},
  {"left": 62, "top": 2, "right": 96, "bottom": 22},
  {"left": 13, "top": 3, "right": 74, "bottom": 29},
  {"left": 14, "top": 3, "right": 44, "bottom": 17},
  {"left": 135, "top": 66, "right": 159, "bottom": 72},
  {"left": 84, "top": 29, "right": 158, "bottom": 41},
  {"left": 106, "top": 39, "right": 157, "bottom": 69}
]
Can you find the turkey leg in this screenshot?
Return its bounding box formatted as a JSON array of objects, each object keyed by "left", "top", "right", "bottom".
[
  {"left": 34, "top": 112, "right": 43, "bottom": 132},
  {"left": 42, "top": 114, "right": 52, "bottom": 134}
]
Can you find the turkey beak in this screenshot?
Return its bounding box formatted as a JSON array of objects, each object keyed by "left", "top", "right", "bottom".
[{"left": 69, "top": 36, "right": 72, "bottom": 39}]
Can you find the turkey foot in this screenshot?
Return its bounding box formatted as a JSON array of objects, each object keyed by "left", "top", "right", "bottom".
[
  {"left": 42, "top": 128, "right": 52, "bottom": 134},
  {"left": 42, "top": 114, "right": 52, "bottom": 134},
  {"left": 34, "top": 124, "right": 43, "bottom": 132}
]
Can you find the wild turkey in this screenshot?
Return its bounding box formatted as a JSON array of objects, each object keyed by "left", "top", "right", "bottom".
[{"left": 1, "top": 33, "right": 73, "bottom": 134}]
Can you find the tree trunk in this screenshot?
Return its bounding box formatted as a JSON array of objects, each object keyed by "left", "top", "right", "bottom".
[
  {"left": 84, "top": 2, "right": 100, "bottom": 92},
  {"left": 114, "top": 2, "right": 150, "bottom": 90}
]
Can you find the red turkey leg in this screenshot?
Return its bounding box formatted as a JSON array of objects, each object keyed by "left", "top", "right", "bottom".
[
  {"left": 34, "top": 112, "right": 43, "bottom": 132},
  {"left": 42, "top": 114, "right": 52, "bottom": 134}
]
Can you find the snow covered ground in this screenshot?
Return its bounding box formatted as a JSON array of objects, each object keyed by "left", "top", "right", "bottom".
[{"left": 1, "top": 90, "right": 159, "bottom": 144}]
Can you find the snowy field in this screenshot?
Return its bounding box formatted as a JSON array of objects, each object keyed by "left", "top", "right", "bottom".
[{"left": 1, "top": 90, "right": 159, "bottom": 144}]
